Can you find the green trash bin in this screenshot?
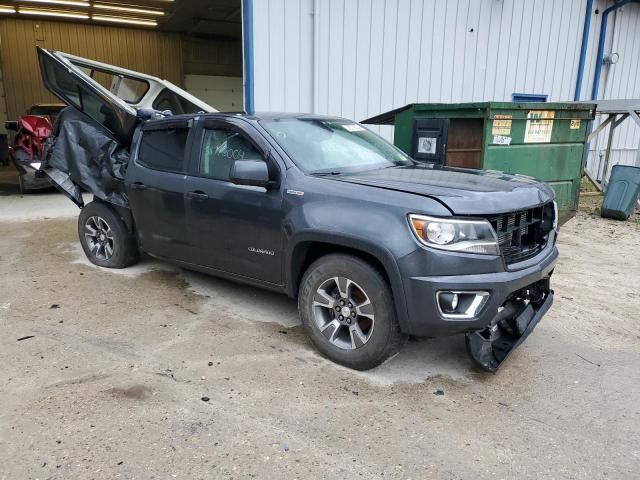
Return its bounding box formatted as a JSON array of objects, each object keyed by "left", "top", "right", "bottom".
[
  {"left": 362, "top": 102, "right": 596, "bottom": 224},
  {"left": 601, "top": 165, "right": 640, "bottom": 220}
]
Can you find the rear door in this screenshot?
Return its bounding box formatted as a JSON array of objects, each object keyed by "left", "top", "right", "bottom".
[
  {"left": 37, "top": 47, "right": 217, "bottom": 144},
  {"left": 124, "top": 118, "right": 195, "bottom": 261}
]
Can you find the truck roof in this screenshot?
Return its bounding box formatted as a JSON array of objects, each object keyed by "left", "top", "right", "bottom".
[{"left": 144, "top": 111, "right": 349, "bottom": 124}]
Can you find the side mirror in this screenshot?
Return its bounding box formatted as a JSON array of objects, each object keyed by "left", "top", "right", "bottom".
[{"left": 229, "top": 159, "right": 272, "bottom": 188}]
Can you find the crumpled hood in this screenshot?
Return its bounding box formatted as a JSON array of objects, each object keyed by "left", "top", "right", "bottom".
[{"left": 333, "top": 165, "right": 555, "bottom": 215}]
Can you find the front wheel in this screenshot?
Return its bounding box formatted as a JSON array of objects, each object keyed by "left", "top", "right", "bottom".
[
  {"left": 298, "top": 254, "right": 405, "bottom": 370},
  {"left": 78, "top": 201, "right": 139, "bottom": 269}
]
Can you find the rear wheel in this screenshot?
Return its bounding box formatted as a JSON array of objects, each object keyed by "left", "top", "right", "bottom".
[
  {"left": 78, "top": 201, "right": 139, "bottom": 268},
  {"left": 298, "top": 254, "right": 405, "bottom": 370}
]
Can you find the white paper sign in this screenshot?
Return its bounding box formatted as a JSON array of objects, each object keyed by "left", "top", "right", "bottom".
[
  {"left": 493, "top": 135, "right": 512, "bottom": 145},
  {"left": 417, "top": 137, "right": 437, "bottom": 155},
  {"left": 524, "top": 110, "right": 555, "bottom": 143}
]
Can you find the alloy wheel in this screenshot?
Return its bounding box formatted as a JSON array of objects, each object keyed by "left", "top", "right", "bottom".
[
  {"left": 84, "top": 215, "right": 115, "bottom": 260},
  {"left": 312, "top": 276, "right": 375, "bottom": 350}
]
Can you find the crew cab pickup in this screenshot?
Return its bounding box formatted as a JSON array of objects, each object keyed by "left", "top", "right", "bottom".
[{"left": 35, "top": 48, "right": 558, "bottom": 372}]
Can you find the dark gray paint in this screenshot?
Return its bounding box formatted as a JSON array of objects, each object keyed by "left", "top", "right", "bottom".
[{"left": 42, "top": 110, "right": 558, "bottom": 342}]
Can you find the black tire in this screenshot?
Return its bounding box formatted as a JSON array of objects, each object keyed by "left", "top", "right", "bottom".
[
  {"left": 78, "top": 201, "right": 139, "bottom": 269},
  {"left": 298, "top": 254, "right": 405, "bottom": 370}
]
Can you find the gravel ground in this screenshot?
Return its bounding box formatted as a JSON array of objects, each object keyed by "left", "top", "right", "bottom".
[{"left": 0, "top": 176, "right": 639, "bottom": 479}]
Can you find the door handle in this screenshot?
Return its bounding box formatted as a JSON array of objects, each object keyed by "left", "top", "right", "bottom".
[
  {"left": 130, "top": 182, "right": 147, "bottom": 191},
  {"left": 186, "top": 190, "right": 209, "bottom": 200}
]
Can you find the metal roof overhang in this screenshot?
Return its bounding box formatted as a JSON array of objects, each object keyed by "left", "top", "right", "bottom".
[{"left": 583, "top": 99, "right": 640, "bottom": 194}]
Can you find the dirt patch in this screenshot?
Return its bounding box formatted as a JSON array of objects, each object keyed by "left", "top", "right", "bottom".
[
  {"left": 551, "top": 209, "right": 640, "bottom": 350},
  {"left": 108, "top": 385, "right": 152, "bottom": 400}
]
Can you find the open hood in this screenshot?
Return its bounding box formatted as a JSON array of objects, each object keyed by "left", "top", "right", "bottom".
[
  {"left": 333, "top": 165, "right": 555, "bottom": 215},
  {"left": 37, "top": 47, "right": 216, "bottom": 144}
]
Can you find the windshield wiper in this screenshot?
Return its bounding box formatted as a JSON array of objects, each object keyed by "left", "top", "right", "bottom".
[{"left": 310, "top": 171, "right": 343, "bottom": 176}]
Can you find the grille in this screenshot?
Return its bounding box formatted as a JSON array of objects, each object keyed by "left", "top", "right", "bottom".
[{"left": 487, "top": 203, "right": 555, "bottom": 264}]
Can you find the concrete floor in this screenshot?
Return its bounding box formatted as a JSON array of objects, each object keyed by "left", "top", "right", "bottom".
[{"left": 1, "top": 167, "right": 639, "bottom": 479}]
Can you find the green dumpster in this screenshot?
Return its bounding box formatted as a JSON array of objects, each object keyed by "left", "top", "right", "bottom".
[
  {"left": 601, "top": 165, "right": 640, "bottom": 220},
  {"left": 362, "top": 102, "right": 596, "bottom": 223}
]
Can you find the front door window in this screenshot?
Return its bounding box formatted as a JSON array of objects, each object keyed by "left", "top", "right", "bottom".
[{"left": 199, "top": 129, "right": 264, "bottom": 181}]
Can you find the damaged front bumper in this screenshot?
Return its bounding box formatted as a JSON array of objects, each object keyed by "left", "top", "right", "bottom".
[
  {"left": 401, "top": 241, "right": 557, "bottom": 372},
  {"left": 466, "top": 279, "right": 553, "bottom": 373}
]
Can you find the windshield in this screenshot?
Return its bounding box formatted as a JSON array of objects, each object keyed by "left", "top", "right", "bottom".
[{"left": 260, "top": 117, "right": 414, "bottom": 174}]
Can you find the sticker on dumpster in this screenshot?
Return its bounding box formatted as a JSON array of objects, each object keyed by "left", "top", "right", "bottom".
[
  {"left": 493, "top": 135, "right": 512, "bottom": 145},
  {"left": 417, "top": 137, "right": 437, "bottom": 155},
  {"left": 570, "top": 119, "right": 581, "bottom": 129},
  {"left": 492, "top": 114, "right": 512, "bottom": 135},
  {"left": 524, "top": 110, "right": 555, "bottom": 143}
]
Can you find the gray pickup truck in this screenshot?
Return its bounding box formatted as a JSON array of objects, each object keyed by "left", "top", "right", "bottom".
[{"left": 36, "top": 47, "right": 558, "bottom": 373}]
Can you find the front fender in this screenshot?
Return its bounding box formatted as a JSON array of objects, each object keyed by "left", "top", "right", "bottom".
[
  {"left": 284, "top": 230, "right": 413, "bottom": 335},
  {"left": 280, "top": 172, "right": 453, "bottom": 334}
]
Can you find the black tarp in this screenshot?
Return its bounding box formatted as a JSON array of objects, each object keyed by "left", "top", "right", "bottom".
[{"left": 42, "top": 107, "right": 130, "bottom": 208}]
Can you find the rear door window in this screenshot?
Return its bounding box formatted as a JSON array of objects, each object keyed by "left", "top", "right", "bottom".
[
  {"left": 42, "top": 59, "right": 82, "bottom": 108},
  {"left": 44, "top": 60, "right": 122, "bottom": 136},
  {"left": 199, "top": 128, "right": 263, "bottom": 181},
  {"left": 38, "top": 48, "right": 138, "bottom": 143},
  {"left": 137, "top": 128, "right": 189, "bottom": 173}
]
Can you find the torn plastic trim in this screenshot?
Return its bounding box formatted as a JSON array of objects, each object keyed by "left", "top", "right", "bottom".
[
  {"left": 466, "top": 282, "right": 553, "bottom": 373},
  {"left": 41, "top": 166, "right": 84, "bottom": 208},
  {"left": 39, "top": 106, "right": 130, "bottom": 209}
]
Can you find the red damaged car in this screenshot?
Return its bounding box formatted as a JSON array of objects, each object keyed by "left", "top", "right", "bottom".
[{"left": 6, "top": 103, "right": 64, "bottom": 193}]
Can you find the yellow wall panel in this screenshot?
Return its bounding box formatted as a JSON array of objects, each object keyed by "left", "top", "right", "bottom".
[{"left": 0, "top": 18, "right": 183, "bottom": 120}]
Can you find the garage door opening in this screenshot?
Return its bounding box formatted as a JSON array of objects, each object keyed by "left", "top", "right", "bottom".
[{"left": 159, "top": 0, "right": 244, "bottom": 112}]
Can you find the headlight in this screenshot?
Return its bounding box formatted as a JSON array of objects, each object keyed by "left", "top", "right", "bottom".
[
  {"left": 408, "top": 214, "right": 500, "bottom": 255},
  {"left": 552, "top": 201, "right": 559, "bottom": 230},
  {"left": 425, "top": 222, "right": 456, "bottom": 244}
]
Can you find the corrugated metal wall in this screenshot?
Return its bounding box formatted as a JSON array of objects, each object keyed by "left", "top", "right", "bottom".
[
  {"left": 253, "top": 0, "right": 597, "bottom": 133},
  {"left": 584, "top": 2, "right": 640, "bottom": 181},
  {"left": 0, "top": 18, "right": 183, "bottom": 123},
  {"left": 251, "top": 0, "right": 639, "bottom": 175},
  {"left": 252, "top": 0, "right": 314, "bottom": 113}
]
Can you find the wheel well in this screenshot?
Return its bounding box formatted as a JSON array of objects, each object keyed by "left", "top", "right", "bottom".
[
  {"left": 91, "top": 197, "right": 135, "bottom": 234},
  {"left": 291, "top": 241, "right": 391, "bottom": 297}
]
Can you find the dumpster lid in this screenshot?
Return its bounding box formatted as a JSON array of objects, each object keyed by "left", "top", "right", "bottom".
[
  {"left": 361, "top": 101, "right": 597, "bottom": 125},
  {"left": 361, "top": 104, "right": 415, "bottom": 125},
  {"left": 361, "top": 103, "right": 493, "bottom": 125}
]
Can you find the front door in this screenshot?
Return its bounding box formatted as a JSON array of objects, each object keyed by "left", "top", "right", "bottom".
[
  {"left": 124, "top": 119, "right": 194, "bottom": 261},
  {"left": 184, "top": 119, "right": 285, "bottom": 285}
]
